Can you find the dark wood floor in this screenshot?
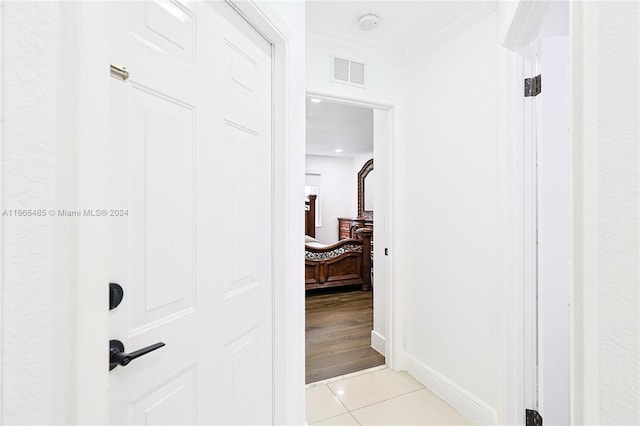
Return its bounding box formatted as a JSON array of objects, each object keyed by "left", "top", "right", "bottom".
[{"left": 305, "top": 286, "right": 385, "bottom": 384}]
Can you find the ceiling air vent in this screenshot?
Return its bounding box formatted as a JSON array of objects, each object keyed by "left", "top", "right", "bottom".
[
  {"left": 333, "top": 57, "right": 350, "bottom": 82},
  {"left": 331, "top": 56, "right": 366, "bottom": 87},
  {"left": 349, "top": 61, "right": 365, "bottom": 85}
]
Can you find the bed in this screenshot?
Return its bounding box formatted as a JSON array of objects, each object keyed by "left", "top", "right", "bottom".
[{"left": 305, "top": 195, "right": 372, "bottom": 291}]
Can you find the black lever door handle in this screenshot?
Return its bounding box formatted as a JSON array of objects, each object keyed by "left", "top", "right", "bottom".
[{"left": 109, "top": 339, "right": 165, "bottom": 371}]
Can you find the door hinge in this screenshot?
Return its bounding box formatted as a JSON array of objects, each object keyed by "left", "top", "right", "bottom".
[
  {"left": 110, "top": 63, "right": 129, "bottom": 81},
  {"left": 524, "top": 75, "right": 542, "bottom": 97},
  {"left": 526, "top": 409, "right": 543, "bottom": 426}
]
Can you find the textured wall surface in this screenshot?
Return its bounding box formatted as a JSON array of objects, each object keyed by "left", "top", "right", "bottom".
[
  {"left": 574, "top": 2, "right": 640, "bottom": 424},
  {"left": 1, "top": 2, "right": 77, "bottom": 424},
  {"left": 595, "top": 2, "right": 640, "bottom": 423}
]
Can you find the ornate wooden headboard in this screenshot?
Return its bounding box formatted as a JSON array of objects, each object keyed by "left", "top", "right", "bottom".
[{"left": 305, "top": 194, "right": 317, "bottom": 238}]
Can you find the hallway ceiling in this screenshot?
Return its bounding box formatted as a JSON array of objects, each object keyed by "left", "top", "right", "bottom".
[
  {"left": 306, "top": 1, "right": 497, "bottom": 59},
  {"left": 306, "top": 98, "right": 373, "bottom": 158}
]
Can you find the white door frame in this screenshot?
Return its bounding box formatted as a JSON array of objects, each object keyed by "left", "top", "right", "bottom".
[
  {"left": 74, "top": 1, "right": 303, "bottom": 424},
  {"left": 502, "top": 1, "right": 571, "bottom": 424},
  {"left": 305, "top": 90, "right": 397, "bottom": 368},
  {"left": 0, "top": 3, "right": 4, "bottom": 420}
]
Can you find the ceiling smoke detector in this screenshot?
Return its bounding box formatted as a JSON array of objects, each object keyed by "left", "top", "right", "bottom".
[{"left": 358, "top": 14, "right": 380, "bottom": 31}]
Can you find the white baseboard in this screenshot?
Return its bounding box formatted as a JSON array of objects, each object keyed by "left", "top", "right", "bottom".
[
  {"left": 370, "top": 330, "right": 386, "bottom": 356},
  {"left": 404, "top": 353, "right": 497, "bottom": 425}
]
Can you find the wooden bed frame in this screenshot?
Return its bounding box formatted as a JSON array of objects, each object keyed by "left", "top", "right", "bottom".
[
  {"left": 305, "top": 194, "right": 317, "bottom": 238},
  {"left": 305, "top": 195, "right": 372, "bottom": 291}
]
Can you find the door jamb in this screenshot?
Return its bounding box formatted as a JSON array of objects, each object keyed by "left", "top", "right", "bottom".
[
  {"left": 74, "top": 1, "right": 302, "bottom": 424},
  {"left": 502, "top": 1, "right": 558, "bottom": 425},
  {"left": 0, "top": 3, "right": 4, "bottom": 420},
  {"left": 304, "top": 90, "right": 397, "bottom": 369}
]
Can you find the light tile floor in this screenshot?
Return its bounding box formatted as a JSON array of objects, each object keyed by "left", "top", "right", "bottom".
[{"left": 306, "top": 367, "right": 473, "bottom": 426}]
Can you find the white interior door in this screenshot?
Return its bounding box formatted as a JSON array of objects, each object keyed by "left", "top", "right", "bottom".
[{"left": 108, "top": 1, "right": 273, "bottom": 424}]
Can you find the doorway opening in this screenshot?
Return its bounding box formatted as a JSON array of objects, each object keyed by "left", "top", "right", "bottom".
[{"left": 304, "top": 93, "right": 393, "bottom": 384}]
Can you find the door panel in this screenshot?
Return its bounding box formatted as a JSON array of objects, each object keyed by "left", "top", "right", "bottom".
[
  {"left": 131, "top": 366, "right": 197, "bottom": 425},
  {"left": 143, "top": 0, "right": 195, "bottom": 65},
  {"left": 109, "top": 1, "right": 272, "bottom": 424},
  {"left": 132, "top": 86, "right": 196, "bottom": 325},
  {"left": 202, "top": 4, "right": 273, "bottom": 424}
]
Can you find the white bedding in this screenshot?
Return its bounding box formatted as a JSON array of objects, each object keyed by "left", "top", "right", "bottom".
[{"left": 305, "top": 235, "right": 328, "bottom": 249}]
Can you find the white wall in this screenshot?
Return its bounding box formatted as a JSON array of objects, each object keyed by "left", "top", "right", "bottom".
[
  {"left": 1, "top": 2, "right": 78, "bottom": 423},
  {"left": 306, "top": 31, "right": 405, "bottom": 106},
  {"left": 572, "top": 2, "right": 640, "bottom": 424},
  {"left": 306, "top": 155, "right": 357, "bottom": 244},
  {"left": 400, "top": 12, "right": 500, "bottom": 425}
]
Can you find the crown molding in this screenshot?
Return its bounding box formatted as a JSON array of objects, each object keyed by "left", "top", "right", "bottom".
[
  {"left": 403, "top": 2, "right": 498, "bottom": 63},
  {"left": 307, "top": 22, "right": 403, "bottom": 62},
  {"left": 307, "top": 2, "right": 497, "bottom": 65}
]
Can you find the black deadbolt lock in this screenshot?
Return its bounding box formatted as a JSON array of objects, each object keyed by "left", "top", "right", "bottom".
[{"left": 109, "top": 283, "right": 124, "bottom": 310}]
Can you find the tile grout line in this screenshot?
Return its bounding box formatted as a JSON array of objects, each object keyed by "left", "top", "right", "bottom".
[
  {"left": 353, "top": 411, "right": 362, "bottom": 426},
  {"left": 311, "top": 411, "right": 362, "bottom": 426},
  {"left": 308, "top": 369, "right": 427, "bottom": 425},
  {"left": 306, "top": 365, "right": 388, "bottom": 389},
  {"left": 309, "top": 384, "right": 352, "bottom": 425},
  {"left": 326, "top": 382, "right": 353, "bottom": 415},
  {"left": 346, "top": 405, "right": 362, "bottom": 426},
  {"left": 347, "top": 387, "right": 426, "bottom": 414}
]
